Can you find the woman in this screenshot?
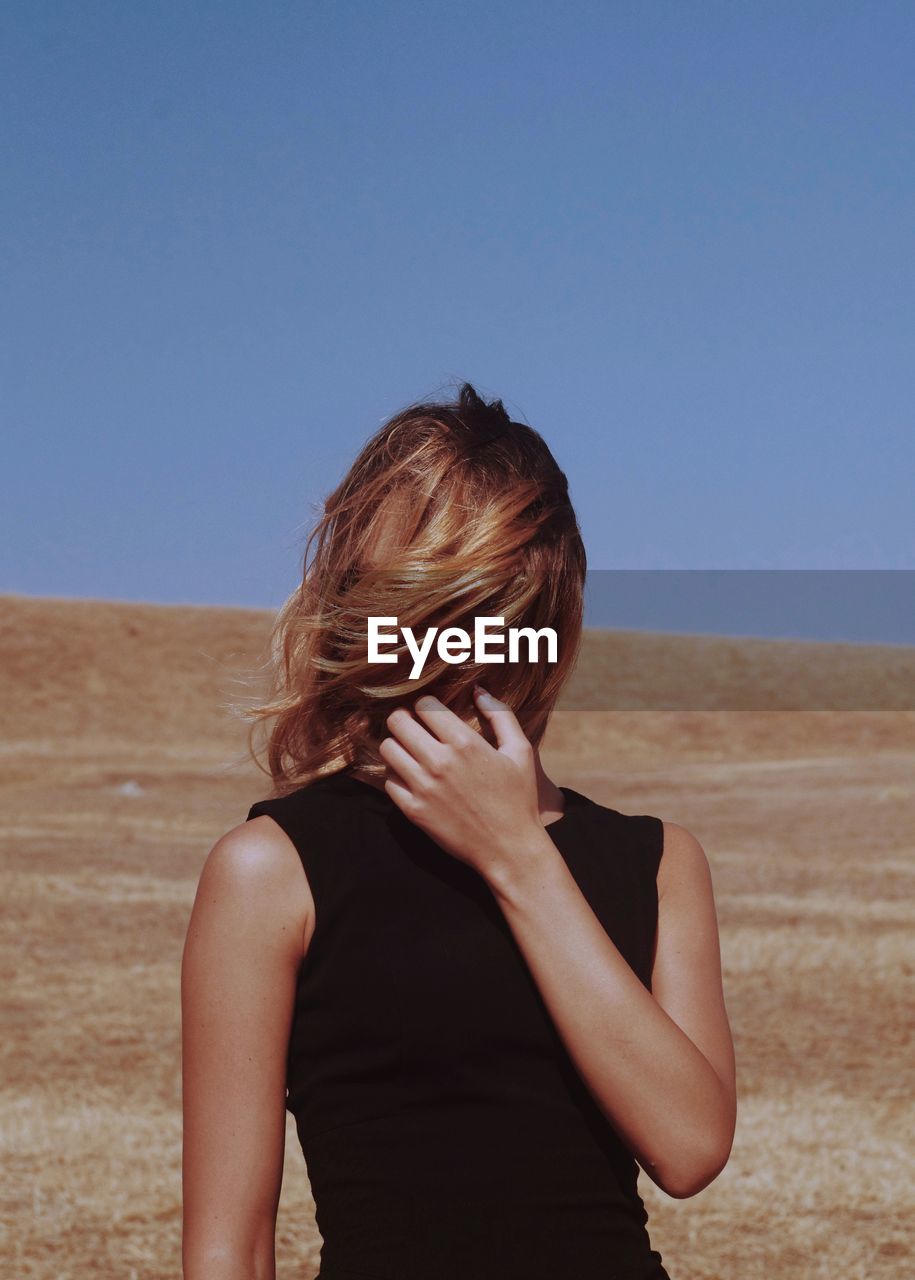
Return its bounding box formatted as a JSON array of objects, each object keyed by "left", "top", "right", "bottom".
[{"left": 181, "top": 383, "right": 737, "bottom": 1280}]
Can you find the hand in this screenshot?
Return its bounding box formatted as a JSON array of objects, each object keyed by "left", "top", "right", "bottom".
[{"left": 379, "top": 685, "right": 546, "bottom": 877}]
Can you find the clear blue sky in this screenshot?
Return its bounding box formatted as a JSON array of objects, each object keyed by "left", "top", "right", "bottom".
[{"left": 2, "top": 2, "right": 913, "bottom": 639}]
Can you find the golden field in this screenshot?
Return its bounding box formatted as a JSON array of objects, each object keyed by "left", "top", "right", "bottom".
[{"left": 1, "top": 593, "right": 913, "bottom": 1279}]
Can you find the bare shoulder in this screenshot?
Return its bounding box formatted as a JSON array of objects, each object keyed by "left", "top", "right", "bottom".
[
  {"left": 199, "top": 813, "right": 308, "bottom": 899},
  {"left": 656, "top": 820, "right": 715, "bottom": 903},
  {"left": 190, "top": 814, "right": 315, "bottom": 962}
]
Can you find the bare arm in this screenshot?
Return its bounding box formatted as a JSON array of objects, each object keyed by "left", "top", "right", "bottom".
[
  {"left": 181, "top": 815, "right": 313, "bottom": 1279},
  {"left": 485, "top": 818, "right": 736, "bottom": 1199}
]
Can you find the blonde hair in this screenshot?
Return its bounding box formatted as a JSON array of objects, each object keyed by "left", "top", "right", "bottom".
[{"left": 239, "top": 382, "right": 586, "bottom": 795}]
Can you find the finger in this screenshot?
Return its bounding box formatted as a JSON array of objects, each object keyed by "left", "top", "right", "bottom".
[
  {"left": 378, "top": 734, "right": 425, "bottom": 790},
  {"left": 472, "top": 685, "right": 530, "bottom": 755},
  {"left": 384, "top": 706, "right": 447, "bottom": 772},
  {"left": 412, "top": 694, "right": 477, "bottom": 748},
  {"left": 383, "top": 769, "right": 418, "bottom": 818}
]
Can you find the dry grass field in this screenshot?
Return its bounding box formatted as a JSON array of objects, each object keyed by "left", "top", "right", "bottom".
[{"left": 1, "top": 593, "right": 913, "bottom": 1279}]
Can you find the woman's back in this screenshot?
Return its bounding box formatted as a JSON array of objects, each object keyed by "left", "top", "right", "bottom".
[{"left": 247, "top": 769, "right": 671, "bottom": 1280}]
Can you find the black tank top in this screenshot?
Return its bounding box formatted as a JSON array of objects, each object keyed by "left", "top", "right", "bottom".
[{"left": 246, "top": 770, "right": 670, "bottom": 1280}]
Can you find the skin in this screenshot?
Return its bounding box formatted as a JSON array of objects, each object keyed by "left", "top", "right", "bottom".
[{"left": 181, "top": 686, "right": 736, "bottom": 1278}]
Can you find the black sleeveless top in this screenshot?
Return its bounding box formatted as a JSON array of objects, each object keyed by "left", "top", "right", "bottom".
[{"left": 246, "top": 770, "right": 670, "bottom": 1280}]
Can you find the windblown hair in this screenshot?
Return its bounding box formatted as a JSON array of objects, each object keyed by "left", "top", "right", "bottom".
[{"left": 239, "top": 382, "right": 586, "bottom": 795}]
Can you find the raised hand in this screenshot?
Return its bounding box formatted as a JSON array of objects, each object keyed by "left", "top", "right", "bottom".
[{"left": 379, "top": 685, "right": 547, "bottom": 877}]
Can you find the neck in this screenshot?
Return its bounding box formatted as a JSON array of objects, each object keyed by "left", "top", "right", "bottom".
[{"left": 532, "top": 747, "right": 565, "bottom": 822}]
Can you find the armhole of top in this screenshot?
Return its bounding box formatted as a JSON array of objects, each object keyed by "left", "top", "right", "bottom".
[
  {"left": 629, "top": 813, "right": 664, "bottom": 990},
  {"left": 648, "top": 814, "right": 665, "bottom": 882},
  {"left": 624, "top": 812, "right": 665, "bottom": 880}
]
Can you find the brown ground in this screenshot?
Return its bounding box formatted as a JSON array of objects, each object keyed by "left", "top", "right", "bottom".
[{"left": 1, "top": 593, "right": 912, "bottom": 1278}]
